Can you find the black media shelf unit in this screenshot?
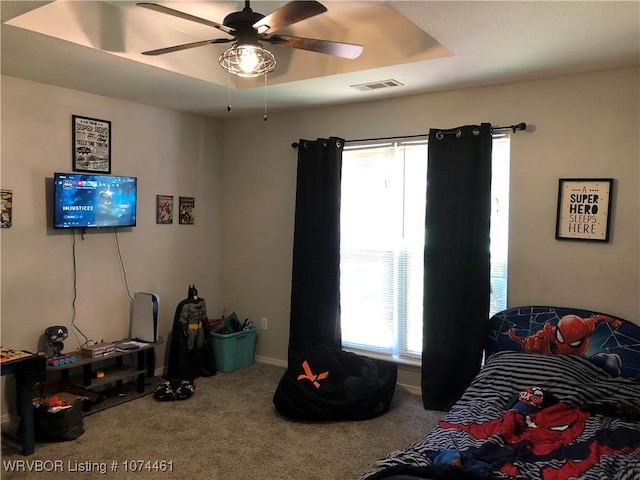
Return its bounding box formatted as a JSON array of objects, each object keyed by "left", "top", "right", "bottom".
[{"left": 45, "top": 337, "right": 163, "bottom": 415}]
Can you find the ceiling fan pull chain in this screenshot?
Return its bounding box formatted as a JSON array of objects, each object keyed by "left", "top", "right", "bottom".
[
  {"left": 227, "top": 71, "right": 232, "bottom": 113},
  {"left": 264, "top": 73, "right": 268, "bottom": 122}
]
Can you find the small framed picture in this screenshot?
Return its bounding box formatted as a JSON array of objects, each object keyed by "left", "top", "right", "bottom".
[
  {"left": 555, "top": 178, "right": 613, "bottom": 242},
  {"left": 1, "top": 190, "right": 13, "bottom": 228},
  {"left": 179, "top": 196, "right": 195, "bottom": 225},
  {"left": 156, "top": 195, "right": 174, "bottom": 224},
  {"left": 72, "top": 115, "right": 111, "bottom": 173}
]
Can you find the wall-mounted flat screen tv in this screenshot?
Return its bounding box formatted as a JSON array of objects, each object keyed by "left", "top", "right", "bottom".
[{"left": 53, "top": 172, "right": 137, "bottom": 229}]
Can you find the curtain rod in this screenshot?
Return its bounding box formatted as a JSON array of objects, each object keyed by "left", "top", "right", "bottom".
[{"left": 290, "top": 123, "right": 527, "bottom": 148}]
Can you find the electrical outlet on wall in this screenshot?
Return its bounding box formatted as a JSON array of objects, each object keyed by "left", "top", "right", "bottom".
[{"left": 261, "top": 317, "right": 268, "bottom": 330}]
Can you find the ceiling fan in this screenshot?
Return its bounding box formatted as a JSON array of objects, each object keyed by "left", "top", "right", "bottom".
[{"left": 137, "top": 1, "right": 364, "bottom": 78}]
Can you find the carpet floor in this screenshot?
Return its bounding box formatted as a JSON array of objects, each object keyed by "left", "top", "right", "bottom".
[{"left": 1, "top": 362, "right": 445, "bottom": 480}]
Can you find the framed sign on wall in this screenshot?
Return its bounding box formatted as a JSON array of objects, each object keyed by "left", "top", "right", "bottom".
[
  {"left": 72, "top": 115, "right": 111, "bottom": 173},
  {"left": 555, "top": 178, "right": 614, "bottom": 242}
]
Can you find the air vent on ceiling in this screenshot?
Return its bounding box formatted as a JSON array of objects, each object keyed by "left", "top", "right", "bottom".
[{"left": 350, "top": 79, "right": 404, "bottom": 92}]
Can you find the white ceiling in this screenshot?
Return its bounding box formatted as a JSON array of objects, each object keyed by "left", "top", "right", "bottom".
[{"left": 2, "top": 1, "right": 639, "bottom": 119}]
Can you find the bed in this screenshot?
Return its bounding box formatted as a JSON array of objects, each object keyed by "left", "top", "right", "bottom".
[{"left": 361, "top": 306, "right": 640, "bottom": 480}]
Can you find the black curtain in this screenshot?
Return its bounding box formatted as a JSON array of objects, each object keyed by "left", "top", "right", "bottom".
[
  {"left": 421, "top": 123, "right": 493, "bottom": 410},
  {"left": 288, "top": 137, "right": 344, "bottom": 367}
]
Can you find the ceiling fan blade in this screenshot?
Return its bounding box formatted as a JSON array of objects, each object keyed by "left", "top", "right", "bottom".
[
  {"left": 253, "top": 1, "right": 327, "bottom": 35},
  {"left": 268, "top": 35, "right": 363, "bottom": 59},
  {"left": 142, "top": 38, "right": 232, "bottom": 56},
  {"left": 137, "top": 3, "right": 235, "bottom": 36}
]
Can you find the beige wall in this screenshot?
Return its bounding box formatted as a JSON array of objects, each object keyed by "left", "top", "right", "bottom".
[
  {"left": 219, "top": 67, "right": 640, "bottom": 388},
  {"left": 1, "top": 76, "right": 223, "bottom": 413},
  {"left": 1, "top": 67, "right": 639, "bottom": 406}
]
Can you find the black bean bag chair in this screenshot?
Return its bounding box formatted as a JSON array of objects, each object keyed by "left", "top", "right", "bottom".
[{"left": 273, "top": 344, "right": 397, "bottom": 421}]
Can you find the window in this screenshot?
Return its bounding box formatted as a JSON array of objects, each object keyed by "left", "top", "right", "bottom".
[{"left": 340, "top": 137, "right": 510, "bottom": 362}]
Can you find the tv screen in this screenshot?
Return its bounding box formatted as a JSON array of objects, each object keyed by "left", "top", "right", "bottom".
[{"left": 53, "top": 172, "right": 137, "bottom": 229}]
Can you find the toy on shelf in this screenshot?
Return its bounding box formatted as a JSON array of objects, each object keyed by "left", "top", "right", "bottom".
[
  {"left": 44, "top": 325, "right": 77, "bottom": 366},
  {"left": 47, "top": 353, "right": 77, "bottom": 367},
  {"left": 44, "top": 326, "right": 68, "bottom": 356}
]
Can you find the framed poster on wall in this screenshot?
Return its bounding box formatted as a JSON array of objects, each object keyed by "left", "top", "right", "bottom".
[
  {"left": 156, "top": 195, "right": 174, "bottom": 224},
  {"left": 555, "top": 178, "right": 613, "bottom": 242},
  {"left": 179, "top": 196, "right": 195, "bottom": 225},
  {"left": 1, "top": 189, "right": 12, "bottom": 228},
  {"left": 72, "top": 115, "right": 111, "bottom": 173}
]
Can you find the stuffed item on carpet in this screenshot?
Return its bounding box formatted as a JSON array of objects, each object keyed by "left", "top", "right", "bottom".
[{"left": 153, "top": 379, "right": 196, "bottom": 401}]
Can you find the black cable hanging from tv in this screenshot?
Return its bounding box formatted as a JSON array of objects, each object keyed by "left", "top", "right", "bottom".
[{"left": 290, "top": 122, "right": 528, "bottom": 148}]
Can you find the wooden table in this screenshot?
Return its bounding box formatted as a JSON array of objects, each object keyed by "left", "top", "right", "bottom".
[{"left": 1, "top": 350, "right": 46, "bottom": 455}]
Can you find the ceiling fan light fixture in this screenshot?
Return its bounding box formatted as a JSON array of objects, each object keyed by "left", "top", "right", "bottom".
[{"left": 219, "top": 43, "right": 276, "bottom": 78}]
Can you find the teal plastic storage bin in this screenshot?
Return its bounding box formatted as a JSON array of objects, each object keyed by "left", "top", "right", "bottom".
[{"left": 211, "top": 325, "right": 257, "bottom": 372}]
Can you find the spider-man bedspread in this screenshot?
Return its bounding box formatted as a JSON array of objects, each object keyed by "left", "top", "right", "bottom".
[{"left": 361, "top": 307, "right": 640, "bottom": 480}]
